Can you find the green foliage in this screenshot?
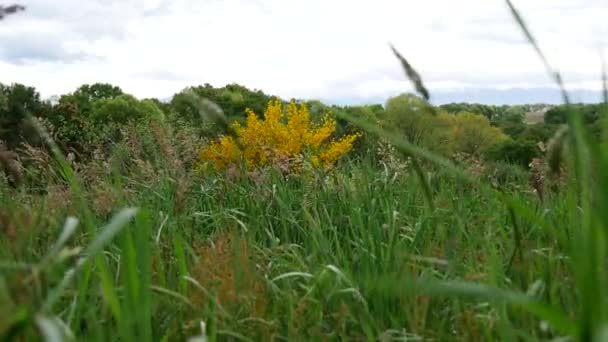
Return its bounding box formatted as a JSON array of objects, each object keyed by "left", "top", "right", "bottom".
[
  {"left": 380, "top": 95, "right": 508, "bottom": 157},
  {"left": 485, "top": 160, "right": 529, "bottom": 186},
  {"left": 74, "top": 83, "right": 124, "bottom": 105},
  {"left": 447, "top": 111, "right": 509, "bottom": 156},
  {"left": 0, "top": 83, "right": 50, "bottom": 147},
  {"left": 170, "top": 83, "right": 272, "bottom": 123},
  {"left": 519, "top": 122, "right": 559, "bottom": 142},
  {"left": 330, "top": 104, "right": 385, "bottom": 157},
  {"left": 5, "top": 1, "right": 608, "bottom": 339},
  {"left": 41, "top": 85, "right": 167, "bottom": 159},
  {"left": 440, "top": 102, "right": 500, "bottom": 120},
  {"left": 3, "top": 77, "right": 608, "bottom": 340},
  {"left": 91, "top": 95, "right": 164, "bottom": 124},
  {"left": 440, "top": 102, "right": 548, "bottom": 123},
  {"left": 544, "top": 103, "right": 608, "bottom": 125},
  {"left": 494, "top": 110, "right": 526, "bottom": 137},
  {"left": 486, "top": 139, "right": 540, "bottom": 167},
  {"left": 383, "top": 93, "right": 435, "bottom": 145}
]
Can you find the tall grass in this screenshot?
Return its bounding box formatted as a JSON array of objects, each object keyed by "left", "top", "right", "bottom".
[{"left": 1, "top": 1, "right": 606, "bottom": 340}]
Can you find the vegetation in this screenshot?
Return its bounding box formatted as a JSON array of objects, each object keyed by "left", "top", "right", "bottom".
[
  {"left": 198, "top": 100, "right": 360, "bottom": 171},
  {"left": 2, "top": 1, "right": 608, "bottom": 341}
]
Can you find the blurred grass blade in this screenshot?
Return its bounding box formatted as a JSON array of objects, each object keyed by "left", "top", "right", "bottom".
[
  {"left": 35, "top": 315, "right": 73, "bottom": 342},
  {"left": 370, "top": 277, "right": 576, "bottom": 336},
  {"left": 42, "top": 208, "right": 138, "bottom": 312},
  {"left": 83, "top": 208, "right": 138, "bottom": 257},
  {"left": 39, "top": 217, "right": 79, "bottom": 269},
  {"left": 390, "top": 44, "right": 430, "bottom": 101},
  {"left": 272, "top": 272, "right": 314, "bottom": 282},
  {"left": 150, "top": 285, "right": 194, "bottom": 307},
  {"left": 180, "top": 89, "right": 230, "bottom": 132},
  {"left": 505, "top": 0, "right": 570, "bottom": 104},
  {"left": 424, "top": 281, "right": 576, "bottom": 335}
]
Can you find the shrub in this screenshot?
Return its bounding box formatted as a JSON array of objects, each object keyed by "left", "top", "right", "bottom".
[
  {"left": 486, "top": 139, "right": 540, "bottom": 167},
  {"left": 448, "top": 112, "right": 509, "bottom": 156},
  {"left": 198, "top": 100, "right": 360, "bottom": 172},
  {"left": 383, "top": 93, "right": 435, "bottom": 146},
  {"left": 91, "top": 95, "right": 165, "bottom": 124},
  {"left": 0, "top": 83, "right": 51, "bottom": 148}
]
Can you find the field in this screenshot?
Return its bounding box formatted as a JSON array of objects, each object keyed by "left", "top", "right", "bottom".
[
  {"left": 1, "top": 94, "right": 606, "bottom": 341},
  {"left": 2, "top": 2, "right": 608, "bottom": 341}
]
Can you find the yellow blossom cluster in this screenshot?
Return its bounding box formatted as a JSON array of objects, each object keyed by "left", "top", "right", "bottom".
[{"left": 198, "top": 100, "right": 360, "bottom": 172}]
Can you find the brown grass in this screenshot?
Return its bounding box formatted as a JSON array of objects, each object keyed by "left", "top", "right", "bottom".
[{"left": 190, "top": 231, "right": 268, "bottom": 318}]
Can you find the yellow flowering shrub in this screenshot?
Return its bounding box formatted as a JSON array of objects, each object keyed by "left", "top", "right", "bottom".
[{"left": 198, "top": 100, "right": 360, "bottom": 172}]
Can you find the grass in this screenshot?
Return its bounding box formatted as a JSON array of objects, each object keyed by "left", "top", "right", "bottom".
[
  {"left": 0, "top": 147, "right": 592, "bottom": 340},
  {"left": 2, "top": 0, "right": 607, "bottom": 340}
]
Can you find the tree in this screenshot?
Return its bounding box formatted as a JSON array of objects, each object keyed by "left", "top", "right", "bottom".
[
  {"left": 384, "top": 93, "right": 435, "bottom": 145},
  {"left": 91, "top": 94, "right": 164, "bottom": 124},
  {"left": 544, "top": 103, "right": 607, "bottom": 125},
  {"left": 448, "top": 112, "right": 509, "bottom": 156},
  {"left": 440, "top": 103, "right": 498, "bottom": 121},
  {"left": 0, "top": 83, "right": 50, "bottom": 147},
  {"left": 172, "top": 83, "right": 272, "bottom": 122},
  {"left": 495, "top": 118, "right": 527, "bottom": 139},
  {"left": 486, "top": 139, "right": 539, "bottom": 167},
  {"left": 71, "top": 83, "right": 124, "bottom": 114}
]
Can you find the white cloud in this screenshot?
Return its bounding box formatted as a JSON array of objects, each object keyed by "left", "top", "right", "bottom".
[{"left": 1, "top": 0, "right": 607, "bottom": 104}]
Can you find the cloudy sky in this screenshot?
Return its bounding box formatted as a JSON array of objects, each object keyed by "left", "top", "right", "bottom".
[{"left": 1, "top": 0, "right": 607, "bottom": 105}]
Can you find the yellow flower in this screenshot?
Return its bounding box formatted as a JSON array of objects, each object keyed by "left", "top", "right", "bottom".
[
  {"left": 198, "top": 100, "right": 360, "bottom": 172},
  {"left": 312, "top": 133, "right": 361, "bottom": 169},
  {"left": 197, "top": 135, "right": 240, "bottom": 171}
]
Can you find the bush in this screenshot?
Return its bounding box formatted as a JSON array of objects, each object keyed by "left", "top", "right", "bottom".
[
  {"left": 486, "top": 139, "right": 539, "bottom": 167},
  {"left": 446, "top": 112, "right": 509, "bottom": 156},
  {"left": 198, "top": 100, "right": 360, "bottom": 172},
  {"left": 0, "top": 83, "right": 51, "bottom": 148},
  {"left": 91, "top": 95, "right": 165, "bottom": 124}
]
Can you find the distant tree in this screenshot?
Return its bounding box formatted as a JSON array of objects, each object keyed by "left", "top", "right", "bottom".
[
  {"left": 91, "top": 94, "right": 164, "bottom": 124},
  {"left": 45, "top": 85, "right": 165, "bottom": 156},
  {"left": 330, "top": 104, "right": 385, "bottom": 157},
  {"left": 169, "top": 83, "right": 273, "bottom": 127},
  {"left": 75, "top": 83, "right": 123, "bottom": 102},
  {"left": 544, "top": 103, "right": 607, "bottom": 125},
  {"left": 0, "top": 83, "right": 50, "bottom": 147},
  {"left": 71, "top": 83, "right": 124, "bottom": 114},
  {"left": 384, "top": 93, "right": 435, "bottom": 145},
  {"left": 448, "top": 112, "right": 509, "bottom": 156},
  {"left": 494, "top": 110, "right": 526, "bottom": 138},
  {"left": 440, "top": 103, "right": 498, "bottom": 121},
  {"left": 486, "top": 139, "right": 539, "bottom": 167}
]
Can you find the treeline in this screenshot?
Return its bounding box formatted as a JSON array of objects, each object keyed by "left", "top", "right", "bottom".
[{"left": 1, "top": 81, "right": 606, "bottom": 170}]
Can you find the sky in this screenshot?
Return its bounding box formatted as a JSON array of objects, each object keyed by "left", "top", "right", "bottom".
[{"left": 1, "top": 0, "right": 608, "bottom": 105}]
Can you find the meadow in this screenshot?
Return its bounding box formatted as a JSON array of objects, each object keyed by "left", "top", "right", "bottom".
[{"left": 2, "top": 1, "right": 608, "bottom": 341}]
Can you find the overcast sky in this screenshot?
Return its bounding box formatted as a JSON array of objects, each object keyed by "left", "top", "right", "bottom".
[{"left": 1, "top": 0, "right": 607, "bottom": 105}]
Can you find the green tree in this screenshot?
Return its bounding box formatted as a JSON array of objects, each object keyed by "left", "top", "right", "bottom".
[
  {"left": 448, "top": 112, "right": 509, "bottom": 156},
  {"left": 544, "top": 103, "right": 607, "bottom": 125},
  {"left": 384, "top": 93, "right": 435, "bottom": 145},
  {"left": 486, "top": 139, "right": 540, "bottom": 167},
  {"left": 0, "top": 83, "right": 50, "bottom": 147},
  {"left": 91, "top": 94, "right": 164, "bottom": 124},
  {"left": 171, "top": 83, "right": 272, "bottom": 122},
  {"left": 71, "top": 83, "right": 124, "bottom": 114}
]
